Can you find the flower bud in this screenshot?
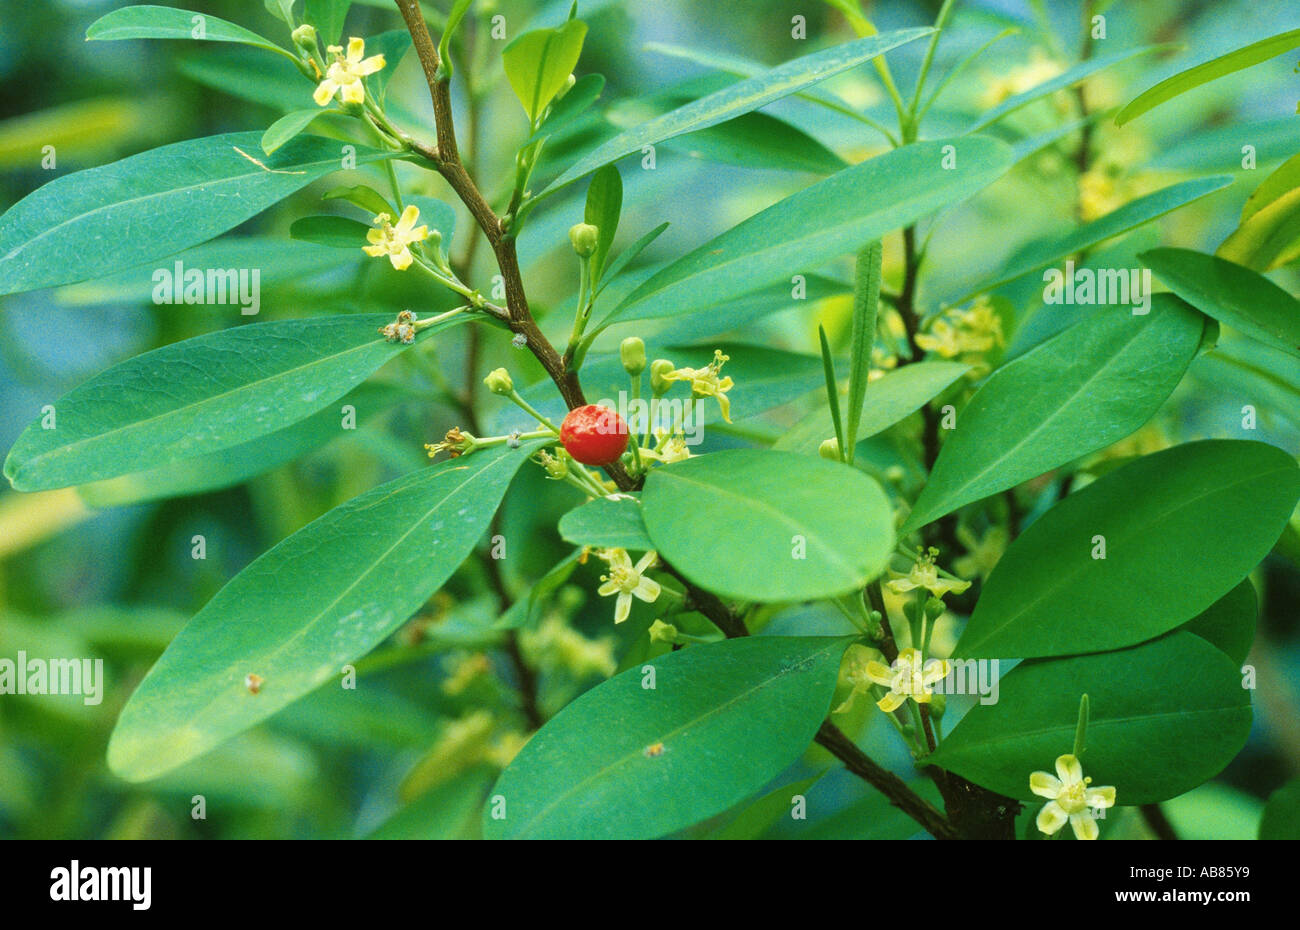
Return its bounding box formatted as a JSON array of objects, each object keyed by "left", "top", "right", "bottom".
[
  {"left": 569, "top": 222, "right": 599, "bottom": 257},
  {"left": 648, "top": 619, "right": 679, "bottom": 645},
  {"left": 818, "top": 438, "right": 841, "bottom": 461},
  {"left": 291, "top": 24, "right": 318, "bottom": 51},
  {"left": 484, "top": 367, "right": 514, "bottom": 395},
  {"left": 924, "top": 597, "right": 946, "bottom": 621},
  {"left": 930, "top": 693, "right": 946, "bottom": 719},
  {"left": 620, "top": 337, "right": 646, "bottom": 377},
  {"left": 650, "top": 359, "right": 675, "bottom": 396}
]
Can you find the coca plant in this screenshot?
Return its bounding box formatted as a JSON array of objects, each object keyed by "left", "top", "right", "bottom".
[{"left": 2, "top": 0, "right": 1299, "bottom": 841}]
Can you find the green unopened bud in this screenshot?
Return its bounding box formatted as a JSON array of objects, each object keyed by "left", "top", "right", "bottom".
[
  {"left": 648, "top": 619, "right": 679, "bottom": 645},
  {"left": 924, "top": 597, "right": 946, "bottom": 622},
  {"left": 291, "top": 24, "right": 318, "bottom": 51},
  {"left": 620, "top": 337, "right": 646, "bottom": 377},
  {"left": 484, "top": 368, "right": 514, "bottom": 395},
  {"left": 569, "top": 222, "right": 599, "bottom": 257},
  {"left": 930, "top": 693, "right": 946, "bottom": 719},
  {"left": 650, "top": 359, "right": 675, "bottom": 396},
  {"left": 538, "top": 450, "right": 569, "bottom": 480},
  {"left": 818, "top": 438, "right": 841, "bottom": 461}
]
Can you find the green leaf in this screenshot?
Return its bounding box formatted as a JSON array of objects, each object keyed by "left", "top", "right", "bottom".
[
  {"left": 75, "top": 383, "right": 415, "bottom": 508},
  {"left": 583, "top": 164, "right": 622, "bottom": 287},
  {"left": 1116, "top": 29, "right": 1300, "bottom": 127},
  {"left": 818, "top": 326, "right": 846, "bottom": 457},
  {"left": 1141, "top": 248, "right": 1300, "bottom": 358},
  {"left": 952, "top": 440, "right": 1300, "bottom": 659},
  {"left": 844, "top": 241, "right": 882, "bottom": 463},
  {"left": 323, "top": 183, "right": 395, "bottom": 217},
  {"left": 107, "top": 441, "right": 545, "bottom": 782},
  {"left": 605, "top": 136, "right": 1014, "bottom": 326},
  {"left": 557, "top": 495, "right": 653, "bottom": 551},
  {"left": 86, "top": 5, "right": 299, "bottom": 64},
  {"left": 290, "top": 213, "right": 373, "bottom": 248},
  {"left": 641, "top": 450, "right": 894, "bottom": 602},
  {"left": 305, "top": 0, "right": 351, "bottom": 47},
  {"left": 660, "top": 111, "right": 848, "bottom": 176},
  {"left": 969, "top": 44, "right": 1165, "bottom": 131},
  {"left": 705, "top": 774, "right": 823, "bottom": 840},
  {"left": 503, "top": 20, "right": 588, "bottom": 125},
  {"left": 1179, "top": 580, "right": 1257, "bottom": 667},
  {"left": 437, "top": 0, "right": 475, "bottom": 79},
  {"left": 0, "top": 132, "right": 399, "bottom": 295},
  {"left": 774, "top": 361, "right": 969, "bottom": 454},
  {"left": 4, "top": 314, "right": 465, "bottom": 492},
  {"left": 1241, "top": 152, "right": 1300, "bottom": 223},
  {"left": 1218, "top": 186, "right": 1300, "bottom": 272},
  {"left": 594, "top": 221, "right": 668, "bottom": 296},
  {"left": 538, "top": 28, "right": 934, "bottom": 199},
  {"left": 483, "top": 635, "right": 850, "bottom": 839},
  {"left": 368, "top": 768, "right": 493, "bottom": 839},
  {"left": 902, "top": 296, "right": 1205, "bottom": 534},
  {"left": 1260, "top": 778, "right": 1300, "bottom": 840},
  {"left": 928, "top": 632, "right": 1252, "bottom": 805},
  {"left": 261, "top": 109, "right": 327, "bottom": 155}
]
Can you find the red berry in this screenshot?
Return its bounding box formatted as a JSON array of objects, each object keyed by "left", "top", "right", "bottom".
[{"left": 560, "top": 404, "right": 629, "bottom": 466}]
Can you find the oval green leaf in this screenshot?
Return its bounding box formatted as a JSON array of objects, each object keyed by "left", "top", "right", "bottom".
[
  {"left": 953, "top": 440, "right": 1300, "bottom": 659},
  {"left": 86, "top": 5, "right": 298, "bottom": 63},
  {"left": 557, "top": 495, "right": 654, "bottom": 551},
  {"left": 641, "top": 449, "right": 894, "bottom": 601},
  {"left": 483, "top": 635, "right": 850, "bottom": 839},
  {"left": 928, "top": 632, "right": 1252, "bottom": 805}
]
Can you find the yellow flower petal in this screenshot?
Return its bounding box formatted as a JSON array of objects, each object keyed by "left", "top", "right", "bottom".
[
  {"left": 1030, "top": 771, "right": 1062, "bottom": 799},
  {"left": 313, "top": 80, "right": 338, "bottom": 106},
  {"left": 1036, "top": 801, "right": 1068, "bottom": 836},
  {"left": 1086, "top": 786, "right": 1117, "bottom": 809},
  {"left": 1070, "top": 810, "right": 1100, "bottom": 841},
  {"left": 1055, "top": 754, "right": 1083, "bottom": 786},
  {"left": 864, "top": 660, "right": 895, "bottom": 688},
  {"left": 876, "top": 690, "right": 905, "bottom": 713}
]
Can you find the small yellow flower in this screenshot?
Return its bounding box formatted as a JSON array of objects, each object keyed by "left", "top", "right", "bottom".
[
  {"left": 978, "top": 50, "right": 1064, "bottom": 110},
  {"left": 916, "top": 298, "right": 1004, "bottom": 375},
  {"left": 954, "top": 524, "right": 1008, "bottom": 581},
  {"left": 915, "top": 318, "right": 963, "bottom": 358},
  {"left": 662, "top": 350, "right": 735, "bottom": 422},
  {"left": 364, "top": 205, "right": 429, "bottom": 271},
  {"left": 887, "top": 547, "right": 972, "bottom": 599},
  {"left": 1030, "top": 753, "right": 1116, "bottom": 840},
  {"left": 861, "top": 647, "right": 950, "bottom": 713},
  {"left": 520, "top": 614, "right": 617, "bottom": 679},
  {"left": 640, "top": 433, "right": 692, "bottom": 465},
  {"left": 595, "top": 548, "right": 660, "bottom": 623},
  {"left": 313, "top": 36, "right": 386, "bottom": 106}
]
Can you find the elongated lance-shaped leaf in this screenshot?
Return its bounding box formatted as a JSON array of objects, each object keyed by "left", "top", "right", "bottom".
[
  {"left": 503, "top": 20, "right": 588, "bottom": 125},
  {"left": 86, "top": 5, "right": 300, "bottom": 63},
  {"left": 4, "top": 314, "right": 467, "bottom": 492},
  {"left": 0, "top": 132, "right": 401, "bottom": 295},
  {"left": 583, "top": 164, "right": 622, "bottom": 288},
  {"left": 953, "top": 175, "right": 1232, "bottom": 302},
  {"left": 605, "top": 136, "right": 1014, "bottom": 327},
  {"left": 969, "top": 44, "right": 1167, "bottom": 132},
  {"left": 901, "top": 295, "right": 1205, "bottom": 534},
  {"left": 845, "top": 241, "right": 882, "bottom": 463},
  {"left": 1116, "top": 28, "right": 1300, "bottom": 127},
  {"left": 536, "top": 28, "right": 934, "bottom": 200},
  {"left": 107, "top": 440, "right": 547, "bottom": 781},
  {"left": 818, "top": 326, "right": 846, "bottom": 458},
  {"left": 484, "top": 635, "right": 852, "bottom": 839}
]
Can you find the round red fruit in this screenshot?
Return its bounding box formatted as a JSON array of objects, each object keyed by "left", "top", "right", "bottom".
[{"left": 560, "top": 404, "right": 629, "bottom": 466}]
